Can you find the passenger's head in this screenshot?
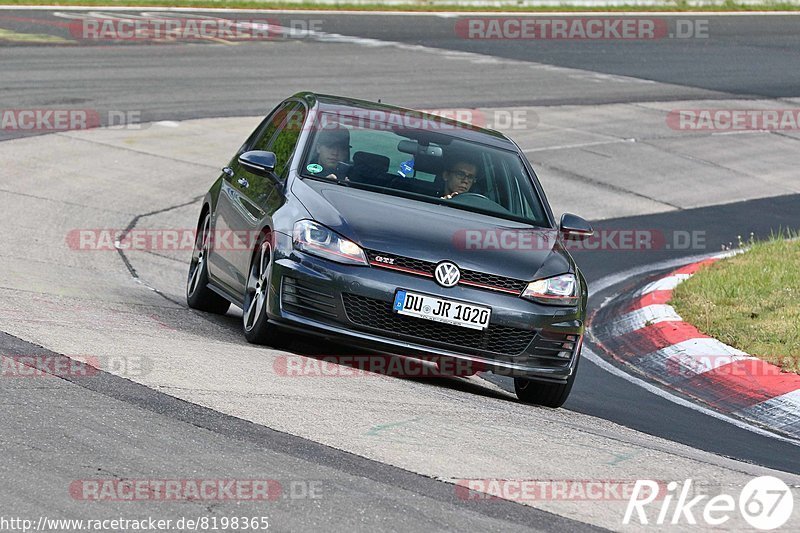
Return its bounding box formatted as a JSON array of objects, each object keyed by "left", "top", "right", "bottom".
[
  {"left": 442, "top": 149, "right": 481, "bottom": 197},
  {"left": 314, "top": 126, "right": 351, "bottom": 172}
]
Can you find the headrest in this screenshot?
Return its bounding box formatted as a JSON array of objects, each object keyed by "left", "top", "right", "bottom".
[{"left": 352, "top": 151, "right": 390, "bottom": 173}]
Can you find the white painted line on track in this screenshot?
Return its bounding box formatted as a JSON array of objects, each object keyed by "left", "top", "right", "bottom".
[
  {"left": 648, "top": 337, "right": 751, "bottom": 362},
  {"left": 524, "top": 138, "right": 637, "bottom": 153},
  {"left": 609, "top": 304, "right": 682, "bottom": 336},
  {"left": 735, "top": 389, "right": 800, "bottom": 434},
  {"left": 640, "top": 338, "right": 754, "bottom": 376},
  {"left": 639, "top": 273, "right": 691, "bottom": 294}
]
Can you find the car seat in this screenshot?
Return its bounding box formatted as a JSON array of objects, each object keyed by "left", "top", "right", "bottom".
[{"left": 348, "top": 151, "right": 391, "bottom": 187}]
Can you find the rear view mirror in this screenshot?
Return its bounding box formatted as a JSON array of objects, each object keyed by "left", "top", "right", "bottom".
[
  {"left": 560, "top": 213, "right": 593, "bottom": 241},
  {"left": 417, "top": 144, "right": 442, "bottom": 157},
  {"left": 397, "top": 139, "right": 417, "bottom": 154},
  {"left": 397, "top": 140, "right": 442, "bottom": 158}
]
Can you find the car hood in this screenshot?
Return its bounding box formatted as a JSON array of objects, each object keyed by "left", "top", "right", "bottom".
[{"left": 291, "top": 178, "right": 572, "bottom": 281}]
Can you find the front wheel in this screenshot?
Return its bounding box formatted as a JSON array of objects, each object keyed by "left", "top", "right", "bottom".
[
  {"left": 514, "top": 354, "right": 579, "bottom": 408},
  {"left": 242, "top": 235, "right": 286, "bottom": 346}
]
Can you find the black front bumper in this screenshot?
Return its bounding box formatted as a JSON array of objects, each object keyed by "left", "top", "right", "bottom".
[{"left": 267, "top": 234, "right": 584, "bottom": 382}]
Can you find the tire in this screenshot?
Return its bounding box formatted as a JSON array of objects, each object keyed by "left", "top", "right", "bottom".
[
  {"left": 242, "top": 234, "right": 286, "bottom": 346},
  {"left": 514, "top": 352, "right": 580, "bottom": 408},
  {"left": 187, "top": 211, "right": 230, "bottom": 314}
]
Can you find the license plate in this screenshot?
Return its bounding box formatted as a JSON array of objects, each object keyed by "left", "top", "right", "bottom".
[{"left": 392, "top": 290, "right": 491, "bottom": 330}]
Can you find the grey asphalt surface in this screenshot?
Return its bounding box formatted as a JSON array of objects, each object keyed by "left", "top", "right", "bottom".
[
  {"left": 312, "top": 14, "right": 800, "bottom": 99},
  {"left": 1, "top": 332, "right": 595, "bottom": 532},
  {"left": 3, "top": 12, "right": 800, "bottom": 100},
  {"left": 3, "top": 10, "right": 799, "bottom": 140},
  {"left": 2, "top": 8, "right": 800, "bottom": 531}
]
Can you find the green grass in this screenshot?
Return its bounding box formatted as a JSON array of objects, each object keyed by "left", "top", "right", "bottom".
[
  {"left": 671, "top": 231, "right": 800, "bottom": 374},
  {"left": 0, "top": 27, "right": 75, "bottom": 42},
  {"left": 2, "top": 1, "right": 800, "bottom": 12}
]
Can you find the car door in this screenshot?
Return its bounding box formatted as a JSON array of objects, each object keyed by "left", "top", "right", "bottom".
[
  {"left": 209, "top": 101, "right": 291, "bottom": 295},
  {"left": 210, "top": 101, "right": 305, "bottom": 296}
]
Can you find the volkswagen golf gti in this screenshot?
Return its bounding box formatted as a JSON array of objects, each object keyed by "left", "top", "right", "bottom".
[{"left": 186, "top": 92, "right": 593, "bottom": 407}]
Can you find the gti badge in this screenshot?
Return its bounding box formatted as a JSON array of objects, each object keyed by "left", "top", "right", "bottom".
[
  {"left": 375, "top": 255, "right": 395, "bottom": 265},
  {"left": 435, "top": 261, "right": 461, "bottom": 288}
]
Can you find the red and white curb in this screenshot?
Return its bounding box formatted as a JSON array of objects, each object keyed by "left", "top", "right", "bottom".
[{"left": 590, "top": 256, "right": 800, "bottom": 440}]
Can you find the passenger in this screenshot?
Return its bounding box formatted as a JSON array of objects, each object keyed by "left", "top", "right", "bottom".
[
  {"left": 441, "top": 150, "right": 481, "bottom": 199},
  {"left": 310, "top": 126, "right": 351, "bottom": 179}
]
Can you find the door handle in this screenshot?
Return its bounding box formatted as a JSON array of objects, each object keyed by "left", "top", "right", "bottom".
[
  {"left": 222, "top": 167, "right": 234, "bottom": 178},
  {"left": 237, "top": 177, "right": 249, "bottom": 188}
]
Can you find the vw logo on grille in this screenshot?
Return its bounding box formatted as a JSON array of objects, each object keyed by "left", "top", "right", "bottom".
[{"left": 434, "top": 261, "right": 461, "bottom": 288}]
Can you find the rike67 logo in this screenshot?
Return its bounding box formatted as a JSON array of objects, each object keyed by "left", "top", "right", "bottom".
[{"left": 624, "top": 477, "right": 794, "bottom": 530}]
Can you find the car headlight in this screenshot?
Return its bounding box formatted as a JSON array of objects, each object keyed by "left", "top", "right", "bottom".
[
  {"left": 521, "top": 273, "right": 579, "bottom": 306},
  {"left": 293, "top": 220, "right": 368, "bottom": 266}
]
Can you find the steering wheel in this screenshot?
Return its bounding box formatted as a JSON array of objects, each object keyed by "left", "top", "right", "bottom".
[
  {"left": 446, "top": 191, "right": 511, "bottom": 214},
  {"left": 449, "top": 192, "right": 491, "bottom": 201}
]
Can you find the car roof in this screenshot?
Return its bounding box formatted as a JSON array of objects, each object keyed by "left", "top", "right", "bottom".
[{"left": 290, "top": 92, "right": 519, "bottom": 150}]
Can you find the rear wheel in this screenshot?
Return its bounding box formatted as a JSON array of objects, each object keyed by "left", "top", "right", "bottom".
[
  {"left": 187, "top": 212, "right": 230, "bottom": 314},
  {"left": 243, "top": 235, "right": 286, "bottom": 346},
  {"left": 514, "top": 353, "right": 580, "bottom": 408}
]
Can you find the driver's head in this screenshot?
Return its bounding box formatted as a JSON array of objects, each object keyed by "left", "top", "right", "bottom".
[
  {"left": 314, "top": 126, "right": 350, "bottom": 173},
  {"left": 442, "top": 150, "right": 480, "bottom": 197}
]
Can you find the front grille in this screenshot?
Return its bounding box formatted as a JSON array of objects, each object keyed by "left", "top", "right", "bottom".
[
  {"left": 365, "top": 249, "right": 528, "bottom": 295},
  {"left": 342, "top": 293, "right": 535, "bottom": 356},
  {"left": 459, "top": 270, "right": 528, "bottom": 294},
  {"left": 366, "top": 250, "right": 435, "bottom": 276},
  {"left": 282, "top": 277, "right": 338, "bottom": 319}
]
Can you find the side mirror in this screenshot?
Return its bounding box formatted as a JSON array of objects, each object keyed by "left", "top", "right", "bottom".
[
  {"left": 560, "top": 213, "right": 593, "bottom": 241},
  {"left": 239, "top": 151, "right": 277, "bottom": 177}
]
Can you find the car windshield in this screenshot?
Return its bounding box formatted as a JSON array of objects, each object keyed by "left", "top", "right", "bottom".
[{"left": 300, "top": 111, "right": 549, "bottom": 226}]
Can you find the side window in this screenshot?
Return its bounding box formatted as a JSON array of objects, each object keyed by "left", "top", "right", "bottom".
[
  {"left": 266, "top": 103, "right": 306, "bottom": 179},
  {"left": 249, "top": 102, "right": 293, "bottom": 152},
  {"left": 481, "top": 155, "right": 498, "bottom": 202}
]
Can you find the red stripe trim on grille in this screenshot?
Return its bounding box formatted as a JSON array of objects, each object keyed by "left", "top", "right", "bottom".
[
  {"left": 459, "top": 279, "right": 522, "bottom": 295},
  {"left": 370, "top": 259, "right": 524, "bottom": 296},
  {"left": 369, "top": 261, "right": 433, "bottom": 277}
]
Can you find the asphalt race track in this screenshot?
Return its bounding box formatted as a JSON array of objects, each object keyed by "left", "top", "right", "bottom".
[{"left": 1, "top": 8, "right": 799, "bottom": 531}]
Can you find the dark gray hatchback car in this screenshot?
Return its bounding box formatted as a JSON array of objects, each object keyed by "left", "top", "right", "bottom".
[{"left": 187, "top": 92, "right": 593, "bottom": 407}]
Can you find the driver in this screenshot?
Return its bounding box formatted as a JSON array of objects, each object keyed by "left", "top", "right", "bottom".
[
  {"left": 310, "top": 126, "right": 351, "bottom": 179},
  {"left": 441, "top": 151, "right": 481, "bottom": 199}
]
